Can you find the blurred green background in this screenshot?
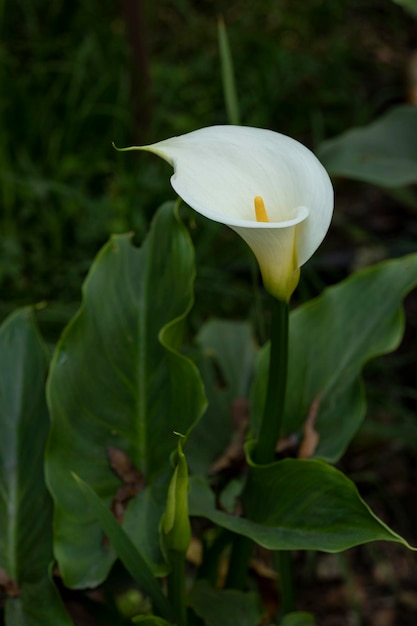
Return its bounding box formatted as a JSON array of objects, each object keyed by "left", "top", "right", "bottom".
[{"left": 1, "top": 0, "right": 414, "bottom": 317}]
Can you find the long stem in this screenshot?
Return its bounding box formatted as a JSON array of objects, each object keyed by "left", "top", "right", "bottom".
[
  {"left": 272, "top": 550, "right": 296, "bottom": 615},
  {"left": 225, "top": 534, "right": 253, "bottom": 589},
  {"left": 253, "top": 297, "right": 289, "bottom": 464},
  {"left": 167, "top": 550, "right": 187, "bottom": 626},
  {"left": 255, "top": 298, "right": 295, "bottom": 612},
  {"left": 226, "top": 297, "right": 293, "bottom": 604}
]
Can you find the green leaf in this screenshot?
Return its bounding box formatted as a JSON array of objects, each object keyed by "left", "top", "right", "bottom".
[
  {"left": 281, "top": 612, "right": 316, "bottom": 626},
  {"left": 189, "top": 460, "right": 412, "bottom": 552},
  {"left": 72, "top": 474, "right": 172, "bottom": 622},
  {"left": 218, "top": 17, "right": 240, "bottom": 125},
  {"left": 5, "top": 567, "right": 72, "bottom": 626},
  {"left": 317, "top": 105, "right": 417, "bottom": 188},
  {"left": 251, "top": 253, "right": 417, "bottom": 462},
  {"left": 188, "top": 580, "right": 263, "bottom": 626},
  {"left": 0, "top": 308, "right": 72, "bottom": 625},
  {"left": 45, "top": 202, "right": 207, "bottom": 587},
  {"left": 188, "top": 319, "right": 256, "bottom": 475}
]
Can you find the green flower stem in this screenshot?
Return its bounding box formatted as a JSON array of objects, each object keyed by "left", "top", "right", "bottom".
[
  {"left": 272, "top": 550, "right": 296, "bottom": 615},
  {"left": 166, "top": 550, "right": 188, "bottom": 626},
  {"left": 226, "top": 297, "right": 294, "bottom": 610},
  {"left": 253, "top": 297, "right": 289, "bottom": 464},
  {"left": 225, "top": 534, "right": 254, "bottom": 589},
  {"left": 255, "top": 298, "right": 295, "bottom": 612}
]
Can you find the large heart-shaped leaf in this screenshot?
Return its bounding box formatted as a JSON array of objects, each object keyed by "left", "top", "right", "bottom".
[
  {"left": 317, "top": 105, "right": 417, "bottom": 188},
  {"left": 187, "top": 320, "right": 256, "bottom": 475},
  {"left": 0, "top": 308, "right": 72, "bottom": 625},
  {"left": 45, "top": 202, "right": 206, "bottom": 588},
  {"left": 189, "top": 459, "right": 412, "bottom": 552},
  {"left": 251, "top": 253, "right": 417, "bottom": 462},
  {"left": 4, "top": 571, "right": 72, "bottom": 626}
]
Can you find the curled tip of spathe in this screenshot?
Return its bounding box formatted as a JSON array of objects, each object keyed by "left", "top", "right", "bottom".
[{"left": 112, "top": 142, "right": 140, "bottom": 153}]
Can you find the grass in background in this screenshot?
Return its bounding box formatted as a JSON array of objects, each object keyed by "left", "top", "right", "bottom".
[{"left": 0, "top": 0, "right": 413, "bottom": 314}]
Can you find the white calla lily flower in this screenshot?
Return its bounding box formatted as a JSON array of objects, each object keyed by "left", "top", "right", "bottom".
[{"left": 126, "top": 125, "right": 333, "bottom": 301}]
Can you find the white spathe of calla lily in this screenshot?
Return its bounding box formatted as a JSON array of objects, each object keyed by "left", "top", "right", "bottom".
[{"left": 125, "top": 125, "right": 334, "bottom": 301}]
